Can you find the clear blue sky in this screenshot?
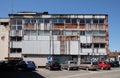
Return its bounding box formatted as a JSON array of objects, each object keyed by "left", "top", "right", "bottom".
[{"left": 0, "top": 0, "right": 120, "bottom": 52}]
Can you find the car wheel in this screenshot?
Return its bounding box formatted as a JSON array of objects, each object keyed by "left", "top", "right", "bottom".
[
  {"left": 49, "top": 67, "right": 51, "bottom": 70},
  {"left": 67, "top": 67, "right": 70, "bottom": 71},
  {"left": 86, "top": 67, "right": 89, "bottom": 71}
]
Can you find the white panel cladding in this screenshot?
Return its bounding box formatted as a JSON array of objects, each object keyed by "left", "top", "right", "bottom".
[
  {"left": 10, "top": 53, "right": 22, "bottom": 57},
  {"left": 80, "top": 36, "right": 86, "bottom": 43},
  {"left": 10, "top": 30, "right": 17, "bottom": 36},
  {"left": 23, "top": 56, "right": 47, "bottom": 66},
  {"left": 38, "top": 36, "right": 50, "bottom": 40},
  {"left": 87, "top": 36, "right": 92, "bottom": 43},
  {"left": 11, "top": 41, "right": 22, "bottom": 48},
  {"left": 41, "top": 23, "right": 44, "bottom": 30},
  {"left": 22, "top": 41, "right": 49, "bottom": 54},
  {"left": 81, "top": 49, "right": 92, "bottom": 54},
  {"left": 66, "top": 41, "right": 70, "bottom": 54},
  {"left": 80, "top": 36, "right": 92, "bottom": 43},
  {"left": 29, "top": 36, "right": 36, "bottom": 40},
  {"left": 24, "top": 36, "right": 29, "bottom": 40},
  {"left": 70, "top": 41, "right": 78, "bottom": 55},
  {"left": 53, "top": 41, "right": 60, "bottom": 54},
  {"left": 53, "top": 36, "right": 57, "bottom": 40},
  {"left": 10, "top": 30, "right": 22, "bottom": 36},
  {"left": 46, "top": 23, "right": 50, "bottom": 30},
  {"left": 98, "top": 48, "right": 107, "bottom": 55}
]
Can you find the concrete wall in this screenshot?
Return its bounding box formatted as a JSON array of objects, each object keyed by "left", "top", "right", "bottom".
[{"left": 0, "top": 25, "right": 9, "bottom": 60}]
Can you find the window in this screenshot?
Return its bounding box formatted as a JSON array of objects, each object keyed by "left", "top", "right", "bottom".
[
  {"left": 52, "top": 19, "right": 57, "bottom": 23},
  {"left": 52, "top": 19, "right": 64, "bottom": 23},
  {"left": 24, "top": 30, "right": 30, "bottom": 35},
  {"left": 44, "top": 19, "right": 49, "bottom": 23},
  {"left": 72, "top": 19, "right": 77, "bottom": 24},
  {"left": 10, "top": 48, "right": 22, "bottom": 53},
  {"left": 11, "top": 26, "right": 16, "bottom": 30},
  {"left": 100, "top": 43, "right": 105, "bottom": 48},
  {"left": 16, "top": 19, "right": 22, "bottom": 25},
  {"left": 85, "top": 19, "right": 91, "bottom": 24},
  {"left": 93, "top": 19, "right": 99, "bottom": 24},
  {"left": 65, "top": 19, "right": 71, "bottom": 23},
  {"left": 81, "top": 43, "right": 92, "bottom": 48},
  {"left": 10, "top": 37, "right": 22, "bottom": 41},
  {"left": 31, "top": 19, "right": 36, "bottom": 23},
  {"left": 17, "top": 26, "right": 22, "bottom": 30},
  {"left": 30, "top": 30, "right": 37, "bottom": 35},
  {"left": 11, "top": 19, "right": 16, "bottom": 25},
  {"left": 38, "top": 19, "right": 44, "bottom": 23},
  {"left": 94, "top": 43, "right": 99, "bottom": 48},
  {"left": 80, "top": 31, "right": 85, "bottom": 35},
  {"left": 99, "top": 19, "right": 104, "bottom": 24},
  {"left": 25, "top": 19, "right": 30, "bottom": 23},
  {"left": 52, "top": 30, "right": 63, "bottom": 35},
  {"left": 80, "top": 19, "right": 85, "bottom": 24}
]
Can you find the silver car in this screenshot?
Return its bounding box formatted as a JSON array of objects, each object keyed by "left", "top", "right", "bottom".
[{"left": 61, "top": 60, "right": 79, "bottom": 70}]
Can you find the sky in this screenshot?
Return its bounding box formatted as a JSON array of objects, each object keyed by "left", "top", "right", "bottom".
[{"left": 0, "top": 0, "right": 120, "bottom": 52}]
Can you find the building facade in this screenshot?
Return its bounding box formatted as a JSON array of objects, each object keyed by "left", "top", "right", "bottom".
[
  {"left": 0, "top": 18, "right": 9, "bottom": 60},
  {"left": 9, "top": 12, "right": 109, "bottom": 66}
]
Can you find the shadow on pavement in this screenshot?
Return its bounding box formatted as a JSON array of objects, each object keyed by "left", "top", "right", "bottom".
[{"left": 0, "top": 70, "right": 45, "bottom": 78}]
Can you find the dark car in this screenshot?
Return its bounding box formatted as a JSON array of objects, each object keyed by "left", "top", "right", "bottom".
[
  {"left": 46, "top": 61, "right": 61, "bottom": 70},
  {"left": 0, "top": 60, "right": 18, "bottom": 71},
  {"left": 16, "top": 60, "right": 36, "bottom": 71},
  {"left": 98, "top": 61, "right": 111, "bottom": 70},
  {"left": 110, "top": 61, "right": 119, "bottom": 67}
]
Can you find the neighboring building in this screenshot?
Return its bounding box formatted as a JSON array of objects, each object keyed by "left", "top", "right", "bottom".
[
  {"left": 109, "top": 51, "right": 120, "bottom": 61},
  {"left": 9, "top": 12, "right": 109, "bottom": 66},
  {"left": 0, "top": 18, "right": 9, "bottom": 60}
]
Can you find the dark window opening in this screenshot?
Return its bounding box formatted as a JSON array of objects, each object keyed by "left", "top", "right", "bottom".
[
  {"left": 93, "top": 19, "right": 99, "bottom": 24},
  {"left": 94, "top": 43, "right": 99, "bottom": 48},
  {"left": 10, "top": 36, "right": 22, "bottom": 41},
  {"left": 85, "top": 19, "right": 91, "bottom": 24},
  {"left": 99, "top": 19, "right": 104, "bottom": 24},
  {"left": 80, "top": 31, "right": 85, "bottom": 35},
  {"left": 100, "top": 43, "right": 105, "bottom": 48},
  {"left": 65, "top": 19, "right": 71, "bottom": 23},
  {"left": 81, "top": 43, "right": 92, "bottom": 48},
  {"left": 80, "top": 19, "right": 85, "bottom": 24},
  {"left": 10, "top": 48, "right": 22, "bottom": 53},
  {"left": 72, "top": 19, "right": 77, "bottom": 24},
  {"left": 0, "top": 22, "right": 9, "bottom": 26}
]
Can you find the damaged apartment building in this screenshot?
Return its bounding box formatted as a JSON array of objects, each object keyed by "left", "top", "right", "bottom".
[{"left": 8, "top": 12, "right": 109, "bottom": 66}]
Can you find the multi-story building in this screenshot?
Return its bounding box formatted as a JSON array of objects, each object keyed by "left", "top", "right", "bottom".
[
  {"left": 9, "top": 12, "right": 109, "bottom": 66},
  {"left": 0, "top": 18, "right": 9, "bottom": 60}
]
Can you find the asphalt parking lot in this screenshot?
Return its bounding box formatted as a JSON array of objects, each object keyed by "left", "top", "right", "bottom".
[{"left": 0, "top": 67, "right": 120, "bottom": 78}]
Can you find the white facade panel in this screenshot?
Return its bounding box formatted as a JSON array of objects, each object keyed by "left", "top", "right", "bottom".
[
  {"left": 80, "top": 36, "right": 86, "bottom": 43},
  {"left": 10, "top": 53, "right": 22, "bottom": 57},
  {"left": 66, "top": 41, "right": 70, "bottom": 54},
  {"left": 98, "top": 49, "right": 107, "bottom": 55},
  {"left": 87, "top": 36, "right": 92, "bottom": 43},
  {"left": 46, "top": 23, "right": 50, "bottom": 30},
  {"left": 29, "top": 36, "right": 36, "bottom": 40},
  {"left": 23, "top": 56, "right": 47, "bottom": 66},
  {"left": 24, "top": 36, "right": 29, "bottom": 40},
  {"left": 22, "top": 41, "right": 49, "bottom": 54},
  {"left": 82, "top": 49, "right": 92, "bottom": 53},
  {"left": 70, "top": 41, "right": 78, "bottom": 55},
  {"left": 38, "top": 36, "right": 50, "bottom": 40},
  {"left": 53, "top": 41, "right": 60, "bottom": 54},
  {"left": 53, "top": 36, "right": 57, "bottom": 40},
  {"left": 12, "top": 42, "right": 22, "bottom": 48},
  {"left": 41, "top": 23, "right": 44, "bottom": 30}
]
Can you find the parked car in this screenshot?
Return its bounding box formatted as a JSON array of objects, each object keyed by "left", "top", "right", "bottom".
[
  {"left": 109, "top": 61, "right": 119, "bottom": 67},
  {"left": 61, "top": 60, "right": 79, "bottom": 70},
  {"left": 0, "top": 60, "right": 18, "bottom": 70},
  {"left": 79, "top": 61, "right": 98, "bottom": 70},
  {"left": 16, "top": 60, "right": 36, "bottom": 71},
  {"left": 98, "top": 61, "right": 111, "bottom": 70},
  {"left": 46, "top": 61, "right": 61, "bottom": 70}
]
